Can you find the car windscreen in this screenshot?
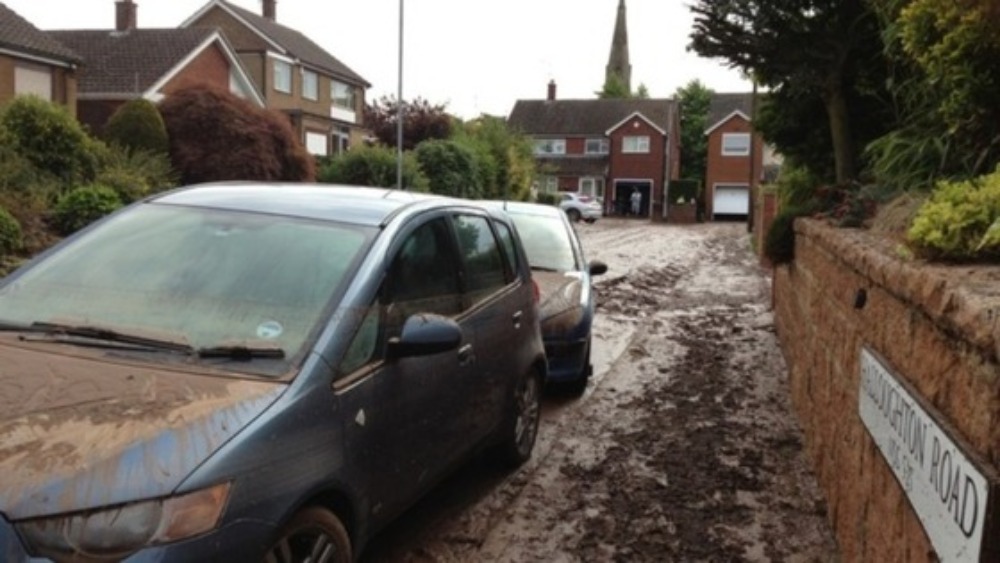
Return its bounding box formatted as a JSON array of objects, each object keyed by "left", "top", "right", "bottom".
[
  {"left": 0, "top": 203, "right": 371, "bottom": 375},
  {"left": 509, "top": 213, "right": 578, "bottom": 272}
]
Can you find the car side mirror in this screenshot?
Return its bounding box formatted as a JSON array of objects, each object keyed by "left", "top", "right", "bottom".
[
  {"left": 386, "top": 313, "right": 461, "bottom": 360},
  {"left": 588, "top": 260, "right": 608, "bottom": 276}
]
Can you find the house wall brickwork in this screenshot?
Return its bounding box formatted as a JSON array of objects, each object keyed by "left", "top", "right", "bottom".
[
  {"left": 608, "top": 117, "right": 666, "bottom": 216},
  {"left": 162, "top": 43, "right": 231, "bottom": 95},
  {"left": 773, "top": 219, "right": 1000, "bottom": 561}
]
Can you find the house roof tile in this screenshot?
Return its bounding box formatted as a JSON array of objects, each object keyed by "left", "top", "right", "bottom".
[
  {"left": 0, "top": 3, "right": 80, "bottom": 65},
  {"left": 217, "top": 0, "right": 369, "bottom": 86},
  {"left": 706, "top": 92, "right": 755, "bottom": 128},
  {"left": 507, "top": 98, "right": 675, "bottom": 136},
  {"left": 48, "top": 28, "right": 218, "bottom": 95}
]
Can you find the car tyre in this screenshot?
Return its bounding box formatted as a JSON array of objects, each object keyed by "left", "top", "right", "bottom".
[
  {"left": 566, "top": 208, "right": 582, "bottom": 222},
  {"left": 494, "top": 368, "right": 542, "bottom": 467},
  {"left": 266, "top": 506, "right": 351, "bottom": 563}
]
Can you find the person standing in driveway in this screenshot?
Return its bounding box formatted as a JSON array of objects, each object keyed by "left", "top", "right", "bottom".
[{"left": 630, "top": 188, "right": 641, "bottom": 216}]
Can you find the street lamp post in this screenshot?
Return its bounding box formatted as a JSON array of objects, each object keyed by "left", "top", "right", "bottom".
[{"left": 396, "top": 0, "right": 404, "bottom": 190}]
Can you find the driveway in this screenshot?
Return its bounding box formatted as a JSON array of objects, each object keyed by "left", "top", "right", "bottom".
[{"left": 363, "top": 219, "right": 839, "bottom": 562}]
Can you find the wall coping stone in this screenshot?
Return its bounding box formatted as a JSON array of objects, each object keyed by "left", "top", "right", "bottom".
[{"left": 795, "top": 218, "right": 1000, "bottom": 363}]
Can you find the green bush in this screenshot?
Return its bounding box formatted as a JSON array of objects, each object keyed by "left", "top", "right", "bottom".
[
  {"left": 668, "top": 179, "right": 700, "bottom": 204},
  {"left": 96, "top": 144, "right": 178, "bottom": 202},
  {"left": 0, "top": 206, "right": 22, "bottom": 256},
  {"left": 764, "top": 204, "right": 817, "bottom": 265},
  {"left": 414, "top": 140, "right": 481, "bottom": 198},
  {"left": 317, "top": 145, "right": 429, "bottom": 191},
  {"left": 535, "top": 192, "right": 560, "bottom": 206},
  {"left": 908, "top": 170, "right": 1000, "bottom": 261},
  {"left": 53, "top": 185, "right": 122, "bottom": 235},
  {"left": 103, "top": 99, "right": 169, "bottom": 155},
  {"left": 0, "top": 95, "right": 99, "bottom": 185},
  {"left": 775, "top": 162, "right": 821, "bottom": 209}
]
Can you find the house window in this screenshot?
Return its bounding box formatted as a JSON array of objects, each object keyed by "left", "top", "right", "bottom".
[
  {"left": 14, "top": 64, "right": 52, "bottom": 101},
  {"left": 580, "top": 177, "right": 605, "bottom": 200},
  {"left": 585, "top": 138, "right": 609, "bottom": 155},
  {"left": 332, "top": 81, "right": 355, "bottom": 110},
  {"left": 535, "top": 176, "right": 558, "bottom": 194},
  {"left": 533, "top": 139, "right": 566, "bottom": 155},
  {"left": 622, "top": 135, "right": 650, "bottom": 154},
  {"left": 722, "top": 133, "right": 751, "bottom": 156},
  {"left": 273, "top": 60, "right": 292, "bottom": 93},
  {"left": 305, "top": 131, "right": 328, "bottom": 155},
  {"left": 302, "top": 69, "right": 319, "bottom": 101},
  {"left": 334, "top": 126, "right": 351, "bottom": 155}
]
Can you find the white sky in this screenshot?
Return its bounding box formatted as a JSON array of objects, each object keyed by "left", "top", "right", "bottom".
[{"left": 6, "top": 0, "right": 750, "bottom": 119}]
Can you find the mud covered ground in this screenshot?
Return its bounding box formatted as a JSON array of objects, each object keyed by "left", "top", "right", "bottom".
[{"left": 363, "top": 220, "right": 839, "bottom": 562}]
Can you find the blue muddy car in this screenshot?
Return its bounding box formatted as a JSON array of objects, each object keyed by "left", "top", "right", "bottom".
[{"left": 0, "top": 183, "right": 547, "bottom": 562}]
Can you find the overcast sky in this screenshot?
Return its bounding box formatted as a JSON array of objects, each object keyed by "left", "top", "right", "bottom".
[{"left": 6, "top": 0, "right": 750, "bottom": 119}]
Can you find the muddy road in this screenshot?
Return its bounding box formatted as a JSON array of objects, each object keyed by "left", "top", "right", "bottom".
[{"left": 363, "top": 219, "right": 838, "bottom": 562}]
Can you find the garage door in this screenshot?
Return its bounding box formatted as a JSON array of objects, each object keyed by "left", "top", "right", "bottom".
[{"left": 714, "top": 185, "right": 749, "bottom": 215}]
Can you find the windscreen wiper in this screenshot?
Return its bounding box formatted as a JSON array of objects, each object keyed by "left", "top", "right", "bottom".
[
  {"left": 197, "top": 344, "right": 285, "bottom": 360},
  {"left": 21, "top": 321, "right": 194, "bottom": 354}
]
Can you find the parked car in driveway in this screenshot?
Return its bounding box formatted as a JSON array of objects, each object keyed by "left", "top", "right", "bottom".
[
  {"left": 0, "top": 183, "right": 548, "bottom": 563},
  {"left": 483, "top": 201, "right": 607, "bottom": 395},
  {"left": 559, "top": 192, "right": 602, "bottom": 223}
]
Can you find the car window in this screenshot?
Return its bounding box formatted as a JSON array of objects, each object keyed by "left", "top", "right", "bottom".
[
  {"left": 338, "top": 218, "right": 462, "bottom": 374},
  {"left": 0, "top": 204, "right": 369, "bottom": 373},
  {"left": 509, "top": 213, "right": 578, "bottom": 272},
  {"left": 493, "top": 220, "right": 520, "bottom": 284},
  {"left": 453, "top": 214, "right": 508, "bottom": 306}
]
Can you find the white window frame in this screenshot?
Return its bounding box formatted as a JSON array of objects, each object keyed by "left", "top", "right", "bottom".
[
  {"left": 14, "top": 64, "right": 52, "bottom": 101},
  {"left": 302, "top": 69, "right": 319, "bottom": 101},
  {"left": 332, "top": 80, "right": 355, "bottom": 110},
  {"left": 579, "top": 177, "right": 605, "bottom": 199},
  {"left": 722, "top": 132, "right": 751, "bottom": 156},
  {"left": 585, "top": 138, "right": 609, "bottom": 155},
  {"left": 533, "top": 139, "right": 566, "bottom": 155},
  {"left": 273, "top": 60, "right": 292, "bottom": 94},
  {"left": 536, "top": 176, "right": 558, "bottom": 194},
  {"left": 622, "top": 135, "right": 650, "bottom": 154}
]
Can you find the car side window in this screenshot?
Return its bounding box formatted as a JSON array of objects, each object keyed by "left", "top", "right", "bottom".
[
  {"left": 493, "top": 220, "right": 520, "bottom": 284},
  {"left": 338, "top": 218, "right": 462, "bottom": 375},
  {"left": 453, "top": 214, "right": 508, "bottom": 306}
]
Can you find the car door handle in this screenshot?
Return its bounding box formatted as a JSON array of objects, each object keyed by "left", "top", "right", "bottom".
[
  {"left": 512, "top": 310, "right": 523, "bottom": 329},
  {"left": 458, "top": 343, "right": 474, "bottom": 366}
]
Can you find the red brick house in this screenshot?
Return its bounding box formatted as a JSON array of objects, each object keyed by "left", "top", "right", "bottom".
[
  {"left": 703, "top": 92, "right": 768, "bottom": 220},
  {"left": 48, "top": 1, "right": 262, "bottom": 136},
  {"left": 181, "top": 0, "right": 370, "bottom": 157},
  {"left": 507, "top": 83, "right": 681, "bottom": 219},
  {"left": 0, "top": 3, "right": 80, "bottom": 114}
]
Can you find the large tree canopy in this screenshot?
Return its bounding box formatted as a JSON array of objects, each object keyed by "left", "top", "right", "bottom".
[
  {"left": 673, "top": 80, "right": 713, "bottom": 183},
  {"left": 364, "top": 96, "right": 453, "bottom": 150},
  {"left": 689, "top": 0, "right": 891, "bottom": 183}
]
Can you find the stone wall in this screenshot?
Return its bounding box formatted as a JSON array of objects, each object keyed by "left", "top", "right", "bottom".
[{"left": 772, "top": 218, "right": 1000, "bottom": 561}]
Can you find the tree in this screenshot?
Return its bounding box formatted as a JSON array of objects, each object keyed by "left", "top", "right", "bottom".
[
  {"left": 103, "top": 98, "right": 169, "bottom": 155},
  {"left": 364, "top": 96, "right": 453, "bottom": 150},
  {"left": 689, "top": 0, "right": 892, "bottom": 183},
  {"left": 414, "top": 140, "right": 481, "bottom": 198},
  {"left": 158, "top": 85, "right": 315, "bottom": 184},
  {"left": 635, "top": 83, "right": 650, "bottom": 99},
  {"left": 597, "top": 74, "right": 631, "bottom": 99},
  {"left": 674, "top": 80, "right": 713, "bottom": 183},
  {"left": 452, "top": 116, "right": 536, "bottom": 201}
]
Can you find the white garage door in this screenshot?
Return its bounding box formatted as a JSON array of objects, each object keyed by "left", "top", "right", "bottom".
[{"left": 714, "top": 185, "right": 749, "bottom": 215}]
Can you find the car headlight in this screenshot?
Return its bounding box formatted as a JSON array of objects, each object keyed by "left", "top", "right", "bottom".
[{"left": 17, "top": 482, "right": 231, "bottom": 561}]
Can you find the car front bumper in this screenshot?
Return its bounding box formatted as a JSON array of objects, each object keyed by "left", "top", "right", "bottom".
[{"left": 543, "top": 338, "right": 589, "bottom": 382}]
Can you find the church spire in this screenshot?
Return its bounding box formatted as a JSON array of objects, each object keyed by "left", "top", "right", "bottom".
[{"left": 606, "top": 0, "right": 632, "bottom": 93}]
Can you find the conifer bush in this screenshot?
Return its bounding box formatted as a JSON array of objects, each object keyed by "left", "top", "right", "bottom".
[
  {"left": 53, "top": 185, "right": 122, "bottom": 235},
  {"left": 103, "top": 98, "right": 169, "bottom": 155}
]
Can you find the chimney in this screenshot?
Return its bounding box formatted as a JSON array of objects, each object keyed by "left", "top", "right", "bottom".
[
  {"left": 115, "top": 0, "right": 137, "bottom": 31},
  {"left": 547, "top": 80, "right": 556, "bottom": 101},
  {"left": 263, "top": 0, "right": 276, "bottom": 21}
]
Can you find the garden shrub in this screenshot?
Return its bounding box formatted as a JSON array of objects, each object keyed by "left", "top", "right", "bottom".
[
  {"left": 535, "top": 192, "right": 560, "bottom": 206},
  {"left": 908, "top": 169, "right": 1000, "bottom": 261},
  {"left": 764, "top": 204, "right": 818, "bottom": 265},
  {"left": 53, "top": 185, "right": 122, "bottom": 235},
  {"left": 0, "top": 206, "right": 22, "bottom": 256},
  {"left": 96, "top": 144, "right": 178, "bottom": 202},
  {"left": 0, "top": 95, "right": 99, "bottom": 184},
  {"left": 668, "top": 179, "right": 700, "bottom": 204},
  {"left": 158, "top": 85, "right": 315, "bottom": 184},
  {"left": 103, "top": 99, "right": 169, "bottom": 155},
  {"left": 413, "top": 140, "right": 481, "bottom": 198},
  {"left": 317, "top": 145, "right": 429, "bottom": 191}
]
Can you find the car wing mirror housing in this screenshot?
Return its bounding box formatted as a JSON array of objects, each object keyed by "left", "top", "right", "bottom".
[
  {"left": 386, "top": 313, "right": 462, "bottom": 360},
  {"left": 589, "top": 260, "right": 608, "bottom": 276}
]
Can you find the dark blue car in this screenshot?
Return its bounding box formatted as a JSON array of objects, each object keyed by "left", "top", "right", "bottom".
[
  {"left": 485, "top": 202, "right": 607, "bottom": 396},
  {"left": 0, "top": 183, "right": 547, "bottom": 562}
]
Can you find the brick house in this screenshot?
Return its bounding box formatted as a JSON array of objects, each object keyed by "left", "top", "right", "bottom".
[
  {"left": 507, "top": 82, "right": 681, "bottom": 219},
  {"left": 49, "top": 1, "right": 262, "bottom": 136},
  {"left": 703, "top": 92, "right": 780, "bottom": 220},
  {"left": 0, "top": 3, "right": 80, "bottom": 114},
  {"left": 181, "top": 0, "right": 370, "bottom": 157}
]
